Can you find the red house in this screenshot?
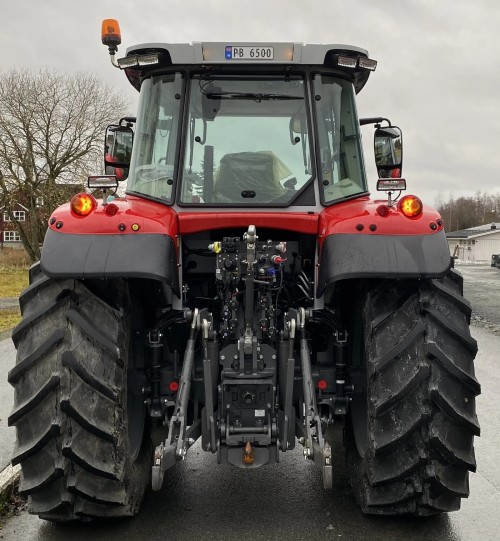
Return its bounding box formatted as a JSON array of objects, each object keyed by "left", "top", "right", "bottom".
[{"left": 0, "top": 202, "right": 31, "bottom": 248}]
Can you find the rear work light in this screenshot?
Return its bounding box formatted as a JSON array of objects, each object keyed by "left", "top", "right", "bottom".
[
  {"left": 71, "top": 193, "right": 97, "bottom": 217},
  {"left": 137, "top": 53, "right": 160, "bottom": 66},
  {"left": 399, "top": 195, "right": 423, "bottom": 218},
  {"left": 377, "top": 179, "right": 407, "bottom": 192},
  {"left": 358, "top": 57, "right": 377, "bottom": 71},
  {"left": 88, "top": 175, "right": 118, "bottom": 191},
  {"left": 333, "top": 54, "right": 377, "bottom": 71},
  {"left": 117, "top": 52, "right": 160, "bottom": 69},
  {"left": 336, "top": 55, "right": 358, "bottom": 69},
  {"left": 117, "top": 56, "right": 139, "bottom": 69}
]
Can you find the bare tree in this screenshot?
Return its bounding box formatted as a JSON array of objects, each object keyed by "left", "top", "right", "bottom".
[
  {"left": 435, "top": 191, "right": 500, "bottom": 232},
  {"left": 0, "top": 69, "right": 129, "bottom": 261}
]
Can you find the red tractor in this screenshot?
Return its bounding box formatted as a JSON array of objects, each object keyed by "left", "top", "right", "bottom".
[{"left": 9, "top": 19, "right": 480, "bottom": 521}]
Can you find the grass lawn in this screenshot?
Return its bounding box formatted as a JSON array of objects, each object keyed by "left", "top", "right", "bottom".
[
  {"left": 0, "top": 271, "right": 29, "bottom": 298},
  {"left": 0, "top": 308, "right": 21, "bottom": 333},
  {"left": 0, "top": 248, "right": 30, "bottom": 333}
]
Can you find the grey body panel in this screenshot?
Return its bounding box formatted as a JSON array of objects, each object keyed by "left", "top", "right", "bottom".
[
  {"left": 125, "top": 42, "right": 369, "bottom": 65},
  {"left": 317, "top": 231, "right": 452, "bottom": 296},
  {"left": 41, "top": 229, "right": 180, "bottom": 296}
]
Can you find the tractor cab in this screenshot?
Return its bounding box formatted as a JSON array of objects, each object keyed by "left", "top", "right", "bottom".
[{"left": 102, "top": 20, "right": 379, "bottom": 210}]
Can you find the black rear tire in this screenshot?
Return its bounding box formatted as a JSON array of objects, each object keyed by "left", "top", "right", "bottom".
[
  {"left": 8, "top": 264, "right": 151, "bottom": 521},
  {"left": 345, "top": 270, "right": 480, "bottom": 515}
]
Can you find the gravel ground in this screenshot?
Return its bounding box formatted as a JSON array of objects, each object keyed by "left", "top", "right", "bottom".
[
  {"left": 458, "top": 263, "right": 500, "bottom": 336},
  {"left": 471, "top": 317, "right": 500, "bottom": 336},
  {"left": 0, "top": 298, "right": 18, "bottom": 341}
]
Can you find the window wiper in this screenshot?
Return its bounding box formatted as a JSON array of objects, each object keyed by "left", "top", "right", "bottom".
[{"left": 205, "top": 91, "right": 304, "bottom": 101}]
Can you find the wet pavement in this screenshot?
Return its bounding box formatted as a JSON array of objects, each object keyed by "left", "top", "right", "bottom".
[
  {"left": 1, "top": 323, "right": 499, "bottom": 540},
  {"left": 0, "top": 298, "right": 18, "bottom": 310},
  {"left": 459, "top": 263, "right": 500, "bottom": 335},
  {"left": 0, "top": 337, "right": 16, "bottom": 472},
  {"left": 1, "top": 264, "right": 499, "bottom": 539}
]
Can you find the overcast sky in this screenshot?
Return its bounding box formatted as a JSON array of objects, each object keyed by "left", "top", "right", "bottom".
[{"left": 1, "top": 0, "right": 499, "bottom": 207}]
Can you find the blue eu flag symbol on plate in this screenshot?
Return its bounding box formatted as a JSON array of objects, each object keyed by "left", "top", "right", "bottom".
[{"left": 225, "top": 46, "right": 233, "bottom": 59}]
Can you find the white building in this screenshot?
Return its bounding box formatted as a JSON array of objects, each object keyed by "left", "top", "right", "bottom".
[{"left": 446, "top": 223, "right": 500, "bottom": 262}]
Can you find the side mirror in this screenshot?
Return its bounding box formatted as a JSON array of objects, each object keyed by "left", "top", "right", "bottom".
[
  {"left": 374, "top": 126, "right": 402, "bottom": 178},
  {"left": 105, "top": 164, "right": 129, "bottom": 181},
  {"left": 104, "top": 125, "right": 134, "bottom": 171}
]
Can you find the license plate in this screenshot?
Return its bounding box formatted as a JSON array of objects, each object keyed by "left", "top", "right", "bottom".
[{"left": 225, "top": 46, "right": 274, "bottom": 60}]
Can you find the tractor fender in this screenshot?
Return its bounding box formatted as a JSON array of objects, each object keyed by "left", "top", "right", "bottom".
[
  {"left": 40, "top": 228, "right": 180, "bottom": 297},
  {"left": 316, "top": 231, "right": 451, "bottom": 297}
]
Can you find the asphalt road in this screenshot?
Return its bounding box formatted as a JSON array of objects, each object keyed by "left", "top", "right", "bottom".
[
  {"left": 0, "top": 336, "right": 16, "bottom": 471},
  {"left": 1, "top": 263, "right": 499, "bottom": 540},
  {"left": 459, "top": 263, "right": 500, "bottom": 335}
]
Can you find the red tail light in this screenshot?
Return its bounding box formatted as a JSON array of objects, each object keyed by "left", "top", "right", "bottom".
[
  {"left": 104, "top": 203, "right": 119, "bottom": 216},
  {"left": 317, "top": 379, "right": 327, "bottom": 390},
  {"left": 376, "top": 205, "right": 390, "bottom": 217}
]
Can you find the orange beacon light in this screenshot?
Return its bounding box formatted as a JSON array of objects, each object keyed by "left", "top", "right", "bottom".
[{"left": 101, "top": 19, "right": 121, "bottom": 48}]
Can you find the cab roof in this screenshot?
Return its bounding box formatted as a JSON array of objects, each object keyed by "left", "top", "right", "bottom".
[
  {"left": 121, "top": 42, "right": 376, "bottom": 93},
  {"left": 126, "top": 42, "right": 369, "bottom": 64}
]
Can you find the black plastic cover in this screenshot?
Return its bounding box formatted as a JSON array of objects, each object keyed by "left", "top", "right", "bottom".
[
  {"left": 41, "top": 229, "right": 180, "bottom": 297},
  {"left": 317, "top": 231, "right": 452, "bottom": 297}
]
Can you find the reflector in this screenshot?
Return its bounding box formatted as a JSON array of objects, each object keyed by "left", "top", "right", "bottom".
[
  {"left": 104, "top": 203, "right": 119, "bottom": 216},
  {"left": 376, "top": 205, "right": 390, "bottom": 217}
]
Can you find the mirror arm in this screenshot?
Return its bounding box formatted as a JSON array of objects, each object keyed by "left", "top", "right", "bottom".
[
  {"left": 196, "top": 120, "right": 207, "bottom": 145},
  {"left": 360, "top": 117, "right": 391, "bottom": 127},
  {"left": 120, "top": 116, "right": 137, "bottom": 127}
]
